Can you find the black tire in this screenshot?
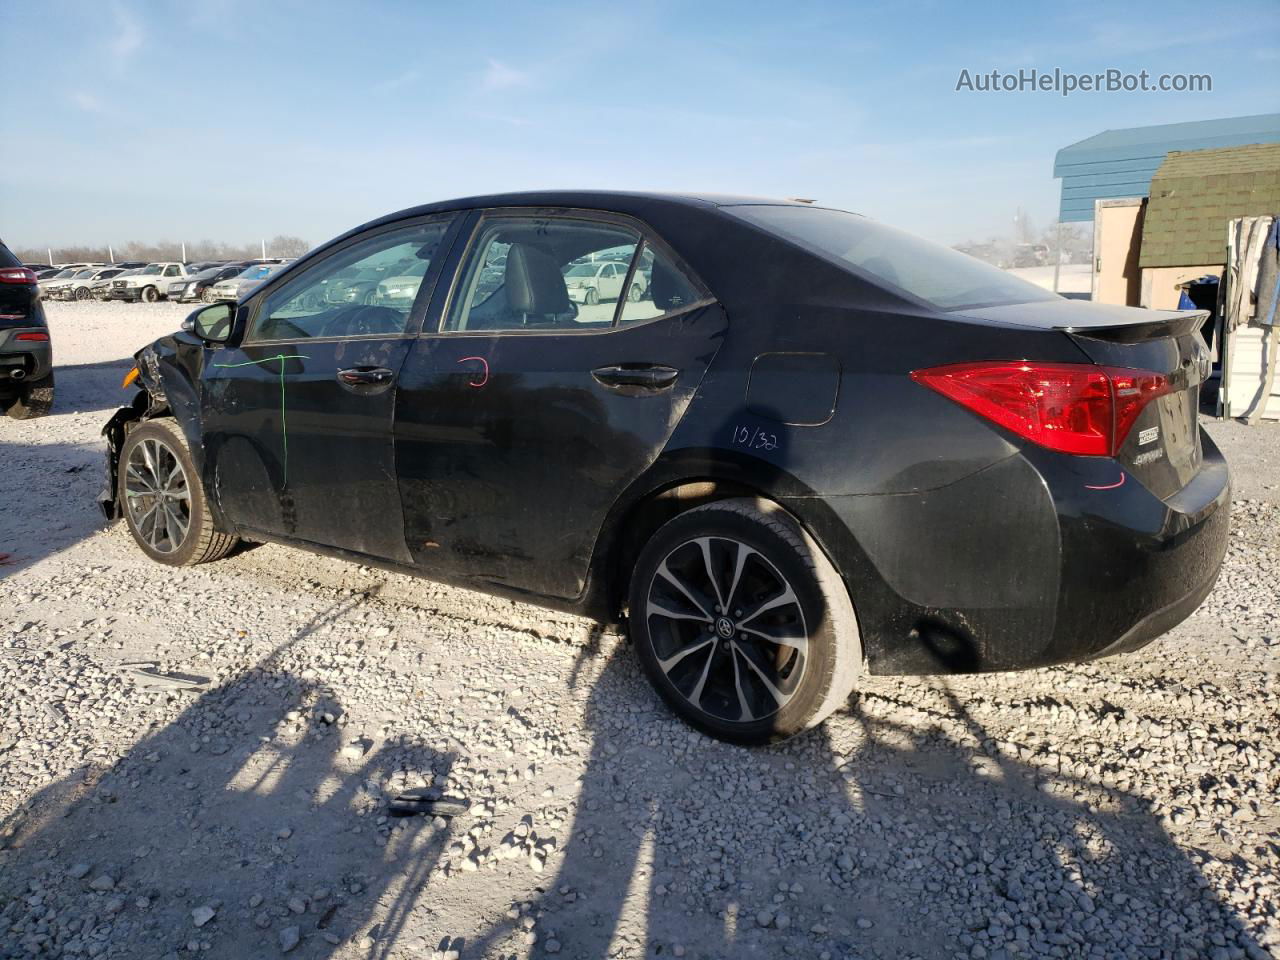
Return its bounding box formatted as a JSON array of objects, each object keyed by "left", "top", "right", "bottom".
[
  {"left": 627, "top": 282, "right": 642, "bottom": 302},
  {"left": 201, "top": 287, "right": 217, "bottom": 304},
  {"left": 141, "top": 286, "right": 159, "bottom": 303},
  {"left": 118, "top": 418, "right": 238, "bottom": 566},
  {"left": 6, "top": 373, "right": 55, "bottom": 420},
  {"left": 585, "top": 287, "right": 599, "bottom": 306},
  {"left": 628, "top": 497, "right": 861, "bottom": 744},
  {"left": 75, "top": 286, "right": 92, "bottom": 301}
]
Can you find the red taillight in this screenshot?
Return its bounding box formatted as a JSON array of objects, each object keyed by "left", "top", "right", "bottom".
[
  {"left": 910, "top": 361, "right": 1170, "bottom": 457},
  {"left": 0, "top": 267, "right": 38, "bottom": 285},
  {"left": 14, "top": 332, "right": 50, "bottom": 341}
]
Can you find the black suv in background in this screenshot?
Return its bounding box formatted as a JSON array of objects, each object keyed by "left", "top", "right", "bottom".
[{"left": 0, "top": 240, "right": 54, "bottom": 419}]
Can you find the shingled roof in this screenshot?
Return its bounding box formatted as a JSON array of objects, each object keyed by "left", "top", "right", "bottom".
[{"left": 1138, "top": 143, "right": 1280, "bottom": 268}]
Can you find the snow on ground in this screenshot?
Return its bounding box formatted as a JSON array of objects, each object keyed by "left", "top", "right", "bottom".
[{"left": 0, "top": 300, "right": 1277, "bottom": 960}]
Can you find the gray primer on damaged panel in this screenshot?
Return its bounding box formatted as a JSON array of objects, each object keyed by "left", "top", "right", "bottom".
[{"left": 746, "top": 352, "right": 840, "bottom": 425}]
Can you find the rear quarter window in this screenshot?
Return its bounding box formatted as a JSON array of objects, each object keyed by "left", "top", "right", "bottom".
[{"left": 727, "top": 204, "right": 1059, "bottom": 312}]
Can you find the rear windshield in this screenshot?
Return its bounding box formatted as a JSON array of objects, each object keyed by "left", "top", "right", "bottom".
[
  {"left": 727, "top": 204, "right": 1059, "bottom": 311},
  {"left": 0, "top": 245, "right": 19, "bottom": 269}
]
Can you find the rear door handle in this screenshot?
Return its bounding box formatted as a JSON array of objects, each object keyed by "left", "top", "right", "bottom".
[
  {"left": 337, "top": 366, "right": 395, "bottom": 389},
  {"left": 591, "top": 364, "right": 680, "bottom": 391}
]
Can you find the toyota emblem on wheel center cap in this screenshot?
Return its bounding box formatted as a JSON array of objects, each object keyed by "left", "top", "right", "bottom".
[{"left": 715, "top": 616, "right": 735, "bottom": 639}]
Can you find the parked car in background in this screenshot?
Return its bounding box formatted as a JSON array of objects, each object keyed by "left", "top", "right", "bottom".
[
  {"left": 0, "top": 240, "right": 54, "bottom": 419},
  {"left": 41, "top": 267, "right": 98, "bottom": 300},
  {"left": 100, "top": 191, "right": 1228, "bottom": 744},
  {"left": 51, "top": 265, "right": 129, "bottom": 301},
  {"left": 1012, "top": 243, "right": 1050, "bottom": 268},
  {"left": 106, "top": 262, "right": 197, "bottom": 303},
  {"left": 207, "top": 261, "right": 292, "bottom": 302},
  {"left": 563, "top": 258, "right": 647, "bottom": 304},
  {"left": 90, "top": 267, "right": 141, "bottom": 300},
  {"left": 170, "top": 263, "right": 248, "bottom": 303},
  {"left": 38, "top": 266, "right": 92, "bottom": 298}
]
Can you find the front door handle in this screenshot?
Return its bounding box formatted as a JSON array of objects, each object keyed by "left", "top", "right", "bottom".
[
  {"left": 591, "top": 364, "right": 679, "bottom": 392},
  {"left": 337, "top": 366, "right": 395, "bottom": 389}
]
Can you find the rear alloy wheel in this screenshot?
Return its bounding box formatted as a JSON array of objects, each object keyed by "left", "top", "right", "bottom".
[
  {"left": 629, "top": 498, "right": 861, "bottom": 743},
  {"left": 75, "top": 285, "right": 93, "bottom": 301},
  {"left": 201, "top": 287, "right": 216, "bottom": 303},
  {"left": 6, "top": 373, "right": 55, "bottom": 420},
  {"left": 141, "top": 286, "right": 159, "bottom": 303},
  {"left": 118, "top": 418, "right": 238, "bottom": 566}
]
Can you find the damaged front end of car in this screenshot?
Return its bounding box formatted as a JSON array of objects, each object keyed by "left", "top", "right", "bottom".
[
  {"left": 98, "top": 329, "right": 216, "bottom": 521},
  {"left": 99, "top": 346, "right": 170, "bottom": 520}
]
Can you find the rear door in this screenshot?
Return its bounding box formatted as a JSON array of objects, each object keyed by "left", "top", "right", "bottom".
[
  {"left": 200, "top": 215, "right": 458, "bottom": 561},
  {"left": 394, "top": 208, "right": 727, "bottom": 600}
]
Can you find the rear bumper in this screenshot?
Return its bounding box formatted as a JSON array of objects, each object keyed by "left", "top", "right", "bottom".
[
  {"left": 818, "top": 432, "right": 1230, "bottom": 675},
  {"left": 0, "top": 329, "right": 53, "bottom": 386}
]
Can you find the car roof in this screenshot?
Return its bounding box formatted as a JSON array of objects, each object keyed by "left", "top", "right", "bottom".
[{"left": 374, "top": 190, "right": 804, "bottom": 221}]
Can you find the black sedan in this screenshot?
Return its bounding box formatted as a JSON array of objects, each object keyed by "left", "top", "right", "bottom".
[
  {"left": 0, "top": 241, "right": 54, "bottom": 418},
  {"left": 169, "top": 263, "right": 250, "bottom": 303},
  {"left": 99, "top": 192, "right": 1229, "bottom": 743}
]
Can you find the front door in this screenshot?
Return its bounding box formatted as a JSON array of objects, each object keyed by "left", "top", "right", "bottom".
[
  {"left": 200, "top": 215, "right": 457, "bottom": 562},
  {"left": 394, "top": 209, "right": 726, "bottom": 600}
]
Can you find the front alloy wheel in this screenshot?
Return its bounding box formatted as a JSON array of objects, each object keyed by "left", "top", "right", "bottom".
[
  {"left": 125, "top": 436, "right": 192, "bottom": 555},
  {"left": 118, "top": 418, "right": 239, "bottom": 566},
  {"left": 629, "top": 498, "right": 861, "bottom": 743}
]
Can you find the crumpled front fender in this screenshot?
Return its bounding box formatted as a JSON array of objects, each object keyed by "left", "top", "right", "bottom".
[{"left": 98, "top": 401, "right": 145, "bottom": 519}]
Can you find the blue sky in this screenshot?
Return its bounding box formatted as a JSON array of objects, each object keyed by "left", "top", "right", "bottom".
[{"left": 2, "top": 0, "right": 1277, "bottom": 249}]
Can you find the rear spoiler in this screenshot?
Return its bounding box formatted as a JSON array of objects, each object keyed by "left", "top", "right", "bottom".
[{"left": 1056, "top": 310, "right": 1208, "bottom": 344}]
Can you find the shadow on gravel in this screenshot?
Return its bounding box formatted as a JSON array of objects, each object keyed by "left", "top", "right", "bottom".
[
  {"left": 0, "top": 360, "right": 144, "bottom": 573},
  {"left": 0, "top": 617, "right": 1266, "bottom": 959},
  {"left": 462, "top": 647, "right": 1263, "bottom": 960},
  {"left": 0, "top": 593, "right": 458, "bottom": 960}
]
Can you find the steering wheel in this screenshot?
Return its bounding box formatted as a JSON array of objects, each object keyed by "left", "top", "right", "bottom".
[{"left": 321, "top": 305, "right": 403, "bottom": 338}]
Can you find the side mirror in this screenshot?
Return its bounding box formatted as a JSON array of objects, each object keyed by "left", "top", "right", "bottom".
[{"left": 184, "top": 302, "right": 234, "bottom": 343}]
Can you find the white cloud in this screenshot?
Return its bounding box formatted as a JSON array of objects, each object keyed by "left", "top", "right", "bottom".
[
  {"left": 479, "top": 59, "right": 531, "bottom": 92},
  {"left": 70, "top": 91, "right": 105, "bottom": 114},
  {"left": 109, "top": 2, "right": 144, "bottom": 64}
]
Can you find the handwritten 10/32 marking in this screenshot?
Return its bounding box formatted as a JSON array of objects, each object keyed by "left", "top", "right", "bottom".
[{"left": 731, "top": 424, "right": 779, "bottom": 452}]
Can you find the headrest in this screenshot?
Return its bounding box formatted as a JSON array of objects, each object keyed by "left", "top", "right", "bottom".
[{"left": 505, "top": 244, "right": 570, "bottom": 316}]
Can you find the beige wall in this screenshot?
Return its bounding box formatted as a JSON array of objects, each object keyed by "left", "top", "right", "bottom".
[
  {"left": 1092, "top": 198, "right": 1146, "bottom": 306},
  {"left": 1139, "top": 265, "right": 1222, "bottom": 310}
]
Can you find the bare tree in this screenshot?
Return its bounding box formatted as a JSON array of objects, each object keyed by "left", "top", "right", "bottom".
[
  {"left": 9, "top": 235, "right": 312, "bottom": 266},
  {"left": 268, "top": 235, "right": 311, "bottom": 258}
]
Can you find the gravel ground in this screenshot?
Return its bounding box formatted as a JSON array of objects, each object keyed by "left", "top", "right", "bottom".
[{"left": 0, "top": 300, "right": 1277, "bottom": 960}]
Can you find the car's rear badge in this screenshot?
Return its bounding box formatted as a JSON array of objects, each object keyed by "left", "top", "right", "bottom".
[{"left": 1138, "top": 426, "right": 1159, "bottom": 446}]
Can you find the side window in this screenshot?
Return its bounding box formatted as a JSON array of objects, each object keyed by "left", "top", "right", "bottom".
[
  {"left": 445, "top": 216, "right": 640, "bottom": 332},
  {"left": 617, "top": 242, "right": 706, "bottom": 325},
  {"left": 163, "top": 265, "right": 181, "bottom": 277},
  {"left": 249, "top": 218, "right": 452, "bottom": 342}
]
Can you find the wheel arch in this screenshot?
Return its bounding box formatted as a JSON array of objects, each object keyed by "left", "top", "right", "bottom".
[{"left": 584, "top": 449, "right": 866, "bottom": 628}]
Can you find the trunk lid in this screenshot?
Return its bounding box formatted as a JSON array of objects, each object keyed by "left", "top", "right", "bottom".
[{"left": 956, "top": 299, "right": 1211, "bottom": 500}]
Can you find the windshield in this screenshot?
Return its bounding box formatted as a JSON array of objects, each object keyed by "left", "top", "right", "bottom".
[
  {"left": 237, "top": 265, "right": 275, "bottom": 280},
  {"left": 564, "top": 263, "right": 599, "bottom": 277},
  {"left": 73, "top": 269, "right": 96, "bottom": 279},
  {"left": 194, "top": 267, "right": 224, "bottom": 279},
  {"left": 139, "top": 264, "right": 164, "bottom": 275},
  {"left": 50, "top": 268, "right": 77, "bottom": 279},
  {"left": 728, "top": 204, "right": 1059, "bottom": 312}
]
